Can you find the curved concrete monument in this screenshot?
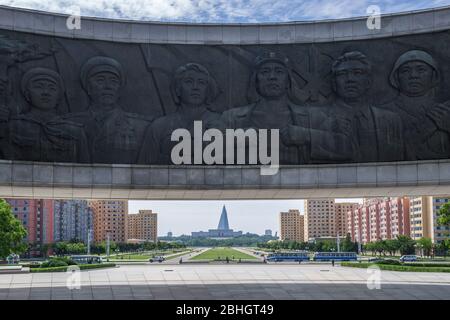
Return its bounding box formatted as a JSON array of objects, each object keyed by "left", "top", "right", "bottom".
[{"left": 1, "top": 5, "right": 450, "bottom": 199}]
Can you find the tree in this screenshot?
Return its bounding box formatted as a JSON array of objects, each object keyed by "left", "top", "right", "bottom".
[
  {"left": 364, "top": 242, "right": 376, "bottom": 256},
  {"left": 0, "top": 199, "right": 27, "bottom": 259},
  {"left": 384, "top": 239, "right": 400, "bottom": 256},
  {"left": 341, "top": 233, "right": 357, "bottom": 252},
  {"left": 437, "top": 239, "right": 450, "bottom": 257},
  {"left": 39, "top": 243, "right": 52, "bottom": 258},
  {"left": 416, "top": 238, "right": 433, "bottom": 257},
  {"left": 320, "top": 240, "right": 336, "bottom": 252},
  {"left": 373, "top": 240, "right": 386, "bottom": 256},
  {"left": 437, "top": 202, "right": 450, "bottom": 227},
  {"left": 396, "top": 235, "right": 416, "bottom": 255},
  {"left": 67, "top": 242, "right": 86, "bottom": 254},
  {"left": 54, "top": 242, "right": 68, "bottom": 256}
]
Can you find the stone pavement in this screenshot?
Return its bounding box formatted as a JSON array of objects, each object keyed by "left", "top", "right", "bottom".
[{"left": 0, "top": 264, "right": 449, "bottom": 300}]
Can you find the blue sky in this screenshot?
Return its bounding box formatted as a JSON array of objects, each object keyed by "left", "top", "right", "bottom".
[{"left": 1, "top": 0, "right": 450, "bottom": 22}]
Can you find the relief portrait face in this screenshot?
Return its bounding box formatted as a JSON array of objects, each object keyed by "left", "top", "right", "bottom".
[
  {"left": 334, "top": 60, "right": 371, "bottom": 101},
  {"left": 87, "top": 71, "right": 121, "bottom": 106},
  {"left": 397, "top": 61, "right": 434, "bottom": 97},
  {"left": 179, "top": 70, "right": 209, "bottom": 107},
  {"left": 256, "top": 61, "right": 289, "bottom": 99},
  {"left": 27, "top": 78, "right": 59, "bottom": 111}
]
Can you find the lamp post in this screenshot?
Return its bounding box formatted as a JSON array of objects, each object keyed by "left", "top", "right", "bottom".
[
  {"left": 87, "top": 228, "right": 91, "bottom": 255},
  {"left": 337, "top": 232, "right": 341, "bottom": 253},
  {"left": 106, "top": 231, "right": 111, "bottom": 262}
]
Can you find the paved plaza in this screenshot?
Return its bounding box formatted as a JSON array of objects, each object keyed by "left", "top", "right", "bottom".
[{"left": 0, "top": 264, "right": 449, "bottom": 300}]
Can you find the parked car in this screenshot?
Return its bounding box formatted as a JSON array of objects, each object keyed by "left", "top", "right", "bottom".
[
  {"left": 399, "top": 255, "right": 418, "bottom": 262},
  {"left": 149, "top": 256, "right": 165, "bottom": 263}
]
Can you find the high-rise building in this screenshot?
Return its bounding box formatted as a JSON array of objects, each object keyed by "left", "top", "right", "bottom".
[
  {"left": 368, "top": 199, "right": 380, "bottom": 242},
  {"left": 304, "top": 199, "right": 335, "bottom": 241},
  {"left": 409, "top": 196, "right": 432, "bottom": 240},
  {"left": 432, "top": 197, "right": 450, "bottom": 243},
  {"left": 389, "top": 197, "right": 410, "bottom": 239},
  {"left": 90, "top": 200, "right": 127, "bottom": 243},
  {"left": 126, "top": 210, "right": 158, "bottom": 242},
  {"left": 53, "top": 200, "right": 93, "bottom": 243},
  {"left": 346, "top": 203, "right": 371, "bottom": 243},
  {"left": 409, "top": 196, "right": 450, "bottom": 243},
  {"left": 335, "top": 202, "right": 358, "bottom": 237},
  {"left": 6, "top": 199, "right": 54, "bottom": 245},
  {"left": 347, "top": 197, "right": 411, "bottom": 244},
  {"left": 279, "top": 209, "right": 304, "bottom": 242},
  {"left": 265, "top": 229, "right": 272, "bottom": 236}
]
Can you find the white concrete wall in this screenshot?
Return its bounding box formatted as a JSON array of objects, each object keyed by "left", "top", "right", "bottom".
[{"left": 0, "top": 5, "right": 449, "bottom": 44}]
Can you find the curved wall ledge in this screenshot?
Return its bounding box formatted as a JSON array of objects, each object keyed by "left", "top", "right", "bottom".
[
  {"left": 1, "top": 160, "right": 450, "bottom": 200},
  {"left": 1, "top": 5, "right": 450, "bottom": 44}
]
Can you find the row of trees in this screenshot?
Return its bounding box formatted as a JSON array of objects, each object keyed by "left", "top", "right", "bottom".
[
  {"left": 26, "top": 240, "right": 187, "bottom": 258},
  {"left": 364, "top": 236, "right": 450, "bottom": 257},
  {"left": 257, "top": 234, "right": 358, "bottom": 253},
  {"left": 258, "top": 234, "right": 450, "bottom": 257},
  {"left": 159, "top": 234, "right": 278, "bottom": 247},
  {"left": 363, "top": 235, "right": 416, "bottom": 256}
]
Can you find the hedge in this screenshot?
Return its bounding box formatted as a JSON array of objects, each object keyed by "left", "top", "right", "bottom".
[
  {"left": 341, "top": 262, "right": 450, "bottom": 272},
  {"left": 30, "top": 263, "right": 116, "bottom": 273},
  {"left": 403, "top": 262, "right": 450, "bottom": 268}
]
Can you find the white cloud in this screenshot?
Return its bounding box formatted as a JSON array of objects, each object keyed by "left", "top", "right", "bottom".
[{"left": 1, "top": 0, "right": 449, "bottom": 22}]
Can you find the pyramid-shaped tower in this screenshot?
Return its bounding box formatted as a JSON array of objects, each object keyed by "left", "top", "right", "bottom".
[{"left": 217, "top": 205, "right": 230, "bottom": 230}]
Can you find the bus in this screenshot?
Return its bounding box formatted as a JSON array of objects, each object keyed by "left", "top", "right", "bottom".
[
  {"left": 313, "top": 252, "right": 357, "bottom": 261},
  {"left": 267, "top": 252, "right": 310, "bottom": 262},
  {"left": 70, "top": 255, "right": 103, "bottom": 264}
]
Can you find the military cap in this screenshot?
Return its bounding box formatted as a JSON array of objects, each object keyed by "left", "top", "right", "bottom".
[
  {"left": 21, "top": 67, "right": 65, "bottom": 96},
  {"left": 390, "top": 50, "right": 439, "bottom": 89},
  {"left": 80, "top": 56, "right": 124, "bottom": 90}
]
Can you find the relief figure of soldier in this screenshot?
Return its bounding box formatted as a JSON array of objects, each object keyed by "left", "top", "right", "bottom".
[
  {"left": 63, "top": 56, "right": 153, "bottom": 164},
  {"left": 321, "top": 51, "right": 404, "bottom": 163},
  {"left": 219, "top": 51, "right": 350, "bottom": 165},
  {"left": 138, "top": 63, "right": 221, "bottom": 164},
  {"left": 2, "top": 67, "right": 90, "bottom": 163},
  {"left": 382, "top": 50, "right": 450, "bottom": 160}
]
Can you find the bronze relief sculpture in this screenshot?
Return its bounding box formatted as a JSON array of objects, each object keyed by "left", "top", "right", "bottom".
[
  {"left": 3, "top": 67, "right": 89, "bottom": 163},
  {"left": 138, "top": 63, "right": 221, "bottom": 164},
  {"left": 0, "top": 29, "right": 449, "bottom": 166},
  {"left": 62, "top": 56, "right": 153, "bottom": 164},
  {"left": 382, "top": 50, "right": 450, "bottom": 160}
]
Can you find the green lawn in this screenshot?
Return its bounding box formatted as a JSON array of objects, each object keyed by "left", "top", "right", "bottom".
[
  {"left": 191, "top": 247, "right": 258, "bottom": 261},
  {"left": 107, "top": 249, "right": 187, "bottom": 261}
]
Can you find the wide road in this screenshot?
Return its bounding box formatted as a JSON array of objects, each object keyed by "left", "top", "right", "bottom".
[{"left": 1, "top": 264, "right": 449, "bottom": 300}]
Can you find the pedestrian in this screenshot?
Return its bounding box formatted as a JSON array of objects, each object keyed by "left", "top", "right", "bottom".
[
  {"left": 226, "top": 256, "right": 229, "bottom": 264},
  {"left": 179, "top": 257, "right": 183, "bottom": 264},
  {"left": 332, "top": 259, "right": 335, "bottom": 267}
]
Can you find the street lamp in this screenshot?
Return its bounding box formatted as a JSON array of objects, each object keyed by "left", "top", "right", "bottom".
[
  {"left": 87, "top": 228, "right": 92, "bottom": 255},
  {"left": 106, "top": 231, "right": 111, "bottom": 262}
]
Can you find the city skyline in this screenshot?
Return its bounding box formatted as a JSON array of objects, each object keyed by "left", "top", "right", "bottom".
[{"left": 129, "top": 199, "right": 363, "bottom": 236}]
